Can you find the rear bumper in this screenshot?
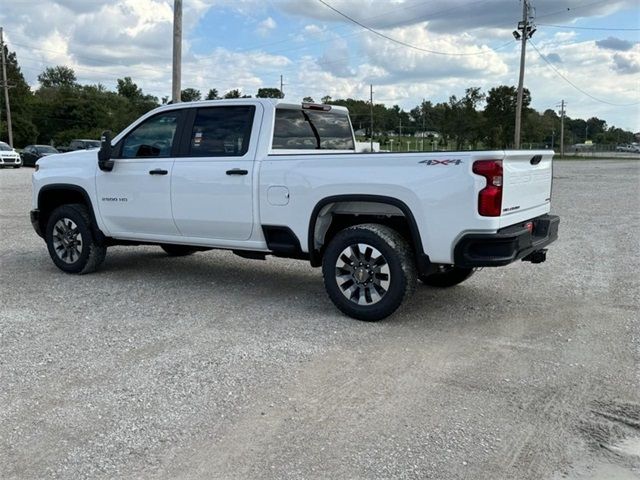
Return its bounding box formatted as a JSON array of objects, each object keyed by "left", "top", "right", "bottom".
[{"left": 454, "top": 214, "right": 560, "bottom": 268}]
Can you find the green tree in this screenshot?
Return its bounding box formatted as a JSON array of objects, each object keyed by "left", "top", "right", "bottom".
[
  {"left": 223, "top": 89, "right": 241, "bottom": 99},
  {"left": 0, "top": 45, "right": 36, "bottom": 145},
  {"left": 484, "top": 85, "right": 530, "bottom": 148},
  {"left": 206, "top": 88, "right": 219, "bottom": 100},
  {"left": 257, "top": 87, "right": 284, "bottom": 99},
  {"left": 303, "top": 96, "right": 314, "bottom": 103},
  {"left": 181, "top": 88, "right": 201, "bottom": 102},
  {"left": 116, "top": 77, "right": 143, "bottom": 100},
  {"left": 37, "top": 66, "right": 77, "bottom": 88}
]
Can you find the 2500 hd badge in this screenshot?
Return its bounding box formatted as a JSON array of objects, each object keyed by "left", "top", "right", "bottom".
[{"left": 101, "top": 197, "right": 128, "bottom": 202}]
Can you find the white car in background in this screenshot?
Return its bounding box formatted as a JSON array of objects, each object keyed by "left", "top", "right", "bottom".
[{"left": 0, "top": 141, "right": 22, "bottom": 168}]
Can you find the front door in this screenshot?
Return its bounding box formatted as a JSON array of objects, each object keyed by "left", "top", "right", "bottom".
[
  {"left": 171, "top": 104, "right": 261, "bottom": 240},
  {"left": 95, "top": 110, "right": 182, "bottom": 237}
]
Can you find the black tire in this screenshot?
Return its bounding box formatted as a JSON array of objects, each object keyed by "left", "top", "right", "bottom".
[
  {"left": 160, "top": 244, "right": 198, "bottom": 257},
  {"left": 13, "top": 165, "right": 20, "bottom": 169},
  {"left": 322, "top": 224, "right": 417, "bottom": 322},
  {"left": 419, "top": 266, "right": 474, "bottom": 288},
  {"left": 45, "top": 204, "right": 107, "bottom": 274}
]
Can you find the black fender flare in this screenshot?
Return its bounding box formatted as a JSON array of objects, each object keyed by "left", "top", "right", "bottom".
[
  {"left": 37, "top": 183, "right": 106, "bottom": 242},
  {"left": 307, "top": 194, "right": 431, "bottom": 273}
]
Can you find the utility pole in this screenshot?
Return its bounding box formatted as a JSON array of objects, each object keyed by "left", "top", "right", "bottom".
[
  {"left": 171, "top": 0, "right": 182, "bottom": 103},
  {"left": 369, "top": 84, "right": 374, "bottom": 152},
  {"left": 280, "top": 75, "right": 285, "bottom": 98},
  {"left": 514, "top": 0, "right": 535, "bottom": 149},
  {"left": 559, "top": 100, "right": 565, "bottom": 158},
  {"left": 0, "top": 27, "right": 13, "bottom": 147}
]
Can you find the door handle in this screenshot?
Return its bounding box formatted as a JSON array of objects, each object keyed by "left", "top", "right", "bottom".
[
  {"left": 226, "top": 169, "right": 249, "bottom": 176},
  {"left": 149, "top": 169, "right": 168, "bottom": 175}
]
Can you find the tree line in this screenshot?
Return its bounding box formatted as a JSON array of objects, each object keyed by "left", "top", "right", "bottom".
[{"left": 0, "top": 45, "right": 635, "bottom": 149}]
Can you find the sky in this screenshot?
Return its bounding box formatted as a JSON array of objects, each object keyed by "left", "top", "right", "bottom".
[{"left": 1, "top": 0, "right": 639, "bottom": 131}]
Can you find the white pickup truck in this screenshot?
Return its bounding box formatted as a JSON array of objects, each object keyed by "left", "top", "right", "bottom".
[{"left": 31, "top": 99, "right": 559, "bottom": 321}]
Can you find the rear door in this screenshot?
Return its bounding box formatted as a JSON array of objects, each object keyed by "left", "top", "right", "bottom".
[
  {"left": 500, "top": 150, "right": 553, "bottom": 222},
  {"left": 171, "top": 104, "right": 261, "bottom": 240}
]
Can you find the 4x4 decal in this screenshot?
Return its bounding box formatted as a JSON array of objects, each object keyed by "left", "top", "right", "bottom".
[{"left": 419, "top": 159, "right": 462, "bottom": 166}]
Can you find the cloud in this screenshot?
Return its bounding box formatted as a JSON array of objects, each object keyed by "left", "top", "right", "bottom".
[
  {"left": 544, "top": 53, "right": 562, "bottom": 64},
  {"left": 304, "top": 24, "right": 326, "bottom": 36},
  {"left": 274, "top": 0, "right": 637, "bottom": 32},
  {"left": 357, "top": 23, "right": 509, "bottom": 84},
  {"left": 612, "top": 53, "right": 640, "bottom": 74},
  {"left": 595, "top": 36, "right": 636, "bottom": 52},
  {"left": 256, "top": 17, "right": 277, "bottom": 37},
  {"left": 0, "top": 0, "right": 638, "bottom": 131},
  {"left": 317, "top": 38, "right": 354, "bottom": 77}
]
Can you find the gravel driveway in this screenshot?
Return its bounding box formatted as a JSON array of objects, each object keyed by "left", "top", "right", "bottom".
[{"left": 1, "top": 160, "right": 638, "bottom": 479}]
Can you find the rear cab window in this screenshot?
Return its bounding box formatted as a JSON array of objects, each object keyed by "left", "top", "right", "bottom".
[{"left": 272, "top": 107, "right": 355, "bottom": 152}]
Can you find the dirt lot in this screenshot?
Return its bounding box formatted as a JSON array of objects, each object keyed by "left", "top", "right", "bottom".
[{"left": 1, "top": 160, "right": 638, "bottom": 479}]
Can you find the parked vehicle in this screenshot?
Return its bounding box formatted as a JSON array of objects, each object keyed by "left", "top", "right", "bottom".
[
  {"left": 21, "top": 145, "right": 60, "bottom": 167},
  {"left": 57, "top": 139, "right": 101, "bottom": 153},
  {"left": 0, "top": 141, "right": 22, "bottom": 168},
  {"left": 30, "top": 99, "right": 559, "bottom": 321},
  {"left": 616, "top": 144, "right": 640, "bottom": 153}
]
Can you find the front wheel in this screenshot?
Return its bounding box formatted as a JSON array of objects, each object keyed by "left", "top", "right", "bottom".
[
  {"left": 45, "top": 204, "right": 107, "bottom": 274},
  {"left": 322, "top": 224, "right": 417, "bottom": 321},
  {"left": 419, "top": 266, "right": 474, "bottom": 288}
]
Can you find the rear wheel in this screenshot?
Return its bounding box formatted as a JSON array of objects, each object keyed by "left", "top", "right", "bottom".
[
  {"left": 45, "top": 204, "right": 107, "bottom": 274},
  {"left": 419, "top": 266, "right": 474, "bottom": 288},
  {"left": 160, "top": 244, "right": 198, "bottom": 257},
  {"left": 322, "top": 224, "right": 416, "bottom": 321}
]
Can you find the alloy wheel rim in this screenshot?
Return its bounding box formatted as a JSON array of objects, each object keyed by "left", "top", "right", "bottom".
[
  {"left": 52, "top": 218, "right": 83, "bottom": 264},
  {"left": 335, "top": 243, "right": 391, "bottom": 305}
]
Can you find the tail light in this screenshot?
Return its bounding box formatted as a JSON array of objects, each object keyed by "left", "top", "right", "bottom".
[{"left": 473, "top": 160, "right": 503, "bottom": 216}]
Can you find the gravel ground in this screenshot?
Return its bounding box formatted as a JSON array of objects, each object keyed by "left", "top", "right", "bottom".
[{"left": 1, "top": 161, "right": 639, "bottom": 479}]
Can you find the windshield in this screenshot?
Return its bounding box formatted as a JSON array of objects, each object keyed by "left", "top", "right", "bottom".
[
  {"left": 0, "top": 142, "right": 12, "bottom": 151},
  {"left": 84, "top": 141, "right": 100, "bottom": 148},
  {"left": 38, "top": 146, "right": 59, "bottom": 153}
]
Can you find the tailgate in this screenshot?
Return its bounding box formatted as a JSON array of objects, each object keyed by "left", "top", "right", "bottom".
[{"left": 501, "top": 150, "right": 553, "bottom": 220}]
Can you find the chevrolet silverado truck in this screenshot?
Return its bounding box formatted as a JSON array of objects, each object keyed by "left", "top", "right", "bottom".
[{"left": 31, "top": 99, "right": 559, "bottom": 321}]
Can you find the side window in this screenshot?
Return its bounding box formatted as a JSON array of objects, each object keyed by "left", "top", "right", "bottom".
[
  {"left": 188, "top": 106, "right": 255, "bottom": 157},
  {"left": 121, "top": 112, "right": 180, "bottom": 159},
  {"left": 272, "top": 109, "right": 354, "bottom": 150}
]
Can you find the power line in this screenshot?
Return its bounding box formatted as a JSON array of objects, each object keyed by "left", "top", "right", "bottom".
[
  {"left": 530, "top": 41, "right": 640, "bottom": 107},
  {"left": 537, "top": 23, "right": 640, "bottom": 31},
  {"left": 237, "top": 0, "right": 494, "bottom": 54},
  {"left": 316, "top": 0, "right": 513, "bottom": 57}
]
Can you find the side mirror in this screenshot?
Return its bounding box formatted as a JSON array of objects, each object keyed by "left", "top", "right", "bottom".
[{"left": 98, "top": 130, "right": 114, "bottom": 172}]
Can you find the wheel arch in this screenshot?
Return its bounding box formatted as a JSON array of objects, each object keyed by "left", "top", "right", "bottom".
[
  {"left": 307, "top": 194, "right": 430, "bottom": 273},
  {"left": 37, "top": 184, "right": 106, "bottom": 242}
]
